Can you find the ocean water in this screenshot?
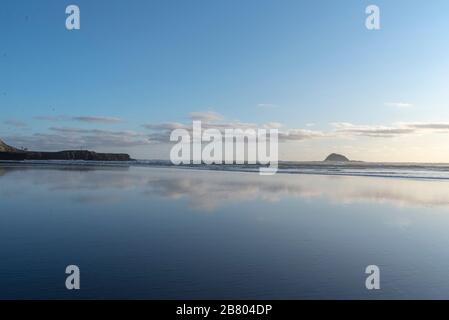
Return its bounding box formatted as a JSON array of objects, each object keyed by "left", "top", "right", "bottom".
[{"left": 1, "top": 162, "right": 449, "bottom": 299}]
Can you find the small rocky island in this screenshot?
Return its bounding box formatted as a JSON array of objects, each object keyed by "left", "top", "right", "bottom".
[
  {"left": 324, "top": 153, "right": 350, "bottom": 162},
  {"left": 0, "top": 139, "right": 131, "bottom": 161}
]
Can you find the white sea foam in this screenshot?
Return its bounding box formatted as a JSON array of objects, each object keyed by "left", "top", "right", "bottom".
[{"left": 2, "top": 160, "right": 449, "bottom": 180}]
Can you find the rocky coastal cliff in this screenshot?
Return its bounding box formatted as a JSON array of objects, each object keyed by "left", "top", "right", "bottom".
[
  {"left": 0, "top": 139, "right": 19, "bottom": 153},
  {"left": 0, "top": 139, "right": 131, "bottom": 161}
]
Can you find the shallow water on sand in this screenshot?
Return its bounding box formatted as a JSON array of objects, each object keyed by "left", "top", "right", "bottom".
[{"left": 1, "top": 164, "right": 449, "bottom": 299}]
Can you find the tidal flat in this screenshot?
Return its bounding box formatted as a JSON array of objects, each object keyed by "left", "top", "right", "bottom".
[{"left": 1, "top": 163, "right": 449, "bottom": 299}]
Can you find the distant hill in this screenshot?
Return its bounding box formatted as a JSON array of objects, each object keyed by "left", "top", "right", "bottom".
[
  {"left": 0, "top": 139, "right": 19, "bottom": 153},
  {"left": 324, "top": 153, "right": 350, "bottom": 162},
  {"left": 0, "top": 138, "right": 131, "bottom": 161}
]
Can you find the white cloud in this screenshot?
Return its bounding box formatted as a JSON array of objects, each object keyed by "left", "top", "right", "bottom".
[
  {"left": 142, "top": 122, "right": 189, "bottom": 131},
  {"left": 12, "top": 109, "right": 449, "bottom": 155},
  {"left": 142, "top": 112, "right": 326, "bottom": 143},
  {"left": 263, "top": 122, "right": 283, "bottom": 129},
  {"left": 332, "top": 121, "right": 449, "bottom": 138},
  {"left": 3, "top": 119, "right": 27, "bottom": 128},
  {"left": 279, "top": 129, "right": 327, "bottom": 141},
  {"left": 332, "top": 122, "right": 415, "bottom": 137},
  {"left": 34, "top": 115, "right": 122, "bottom": 123},
  {"left": 189, "top": 111, "right": 223, "bottom": 122},
  {"left": 384, "top": 102, "right": 413, "bottom": 108},
  {"left": 72, "top": 116, "right": 123, "bottom": 123},
  {"left": 257, "top": 103, "right": 279, "bottom": 109},
  {"left": 6, "top": 127, "right": 151, "bottom": 151},
  {"left": 34, "top": 115, "right": 69, "bottom": 121},
  {"left": 400, "top": 122, "right": 449, "bottom": 130}
]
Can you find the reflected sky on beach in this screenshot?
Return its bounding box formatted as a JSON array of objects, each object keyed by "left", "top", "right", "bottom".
[
  {"left": 2, "top": 164, "right": 449, "bottom": 211},
  {"left": 2, "top": 164, "right": 449, "bottom": 299}
]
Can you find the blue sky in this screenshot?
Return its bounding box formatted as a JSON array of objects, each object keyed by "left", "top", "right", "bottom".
[{"left": 1, "top": 0, "right": 449, "bottom": 161}]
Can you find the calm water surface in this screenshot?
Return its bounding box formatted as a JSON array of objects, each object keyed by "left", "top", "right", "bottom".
[{"left": 1, "top": 164, "right": 449, "bottom": 299}]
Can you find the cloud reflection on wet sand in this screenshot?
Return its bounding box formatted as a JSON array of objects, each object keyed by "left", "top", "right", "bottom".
[{"left": 1, "top": 164, "right": 449, "bottom": 211}]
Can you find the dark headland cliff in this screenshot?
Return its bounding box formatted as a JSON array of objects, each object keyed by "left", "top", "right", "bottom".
[{"left": 0, "top": 139, "right": 131, "bottom": 161}]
